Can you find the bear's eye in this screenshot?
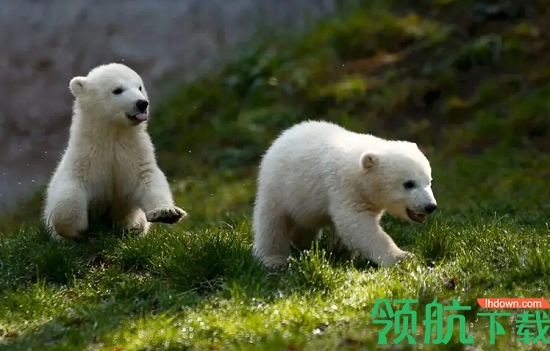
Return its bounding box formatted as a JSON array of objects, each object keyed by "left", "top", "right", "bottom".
[
  {"left": 112, "top": 87, "right": 124, "bottom": 95},
  {"left": 403, "top": 180, "right": 416, "bottom": 189},
  {"left": 139, "top": 86, "right": 142, "bottom": 91}
]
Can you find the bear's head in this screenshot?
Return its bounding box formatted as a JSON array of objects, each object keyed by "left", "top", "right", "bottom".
[
  {"left": 69, "top": 63, "right": 150, "bottom": 127},
  {"left": 359, "top": 141, "right": 437, "bottom": 223}
]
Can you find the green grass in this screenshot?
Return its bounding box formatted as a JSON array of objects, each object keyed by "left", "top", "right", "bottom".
[{"left": 2, "top": 0, "right": 550, "bottom": 349}]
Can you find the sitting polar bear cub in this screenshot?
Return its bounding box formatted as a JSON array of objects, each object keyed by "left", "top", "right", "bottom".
[
  {"left": 252, "top": 120, "right": 437, "bottom": 267},
  {"left": 43, "top": 62, "right": 187, "bottom": 240}
]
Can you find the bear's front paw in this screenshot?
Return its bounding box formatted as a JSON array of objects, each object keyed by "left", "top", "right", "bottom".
[
  {"left": 257, "top": 255, "right": 289, "bottom": 268},
  {"left": 146, "top": 207, "right": 187, "bottom": 224},
  {"left": 49, "top": 230, "right": 70, "bottom": 243},
  {"left": 396, "top": 250, "right": 414, "bottom": 262},
  {"left": 127, "top": 220, "right": 150, "bottom": 236},
  {"left": 375, "top": 250, "right": 412, "bottom": 267}
]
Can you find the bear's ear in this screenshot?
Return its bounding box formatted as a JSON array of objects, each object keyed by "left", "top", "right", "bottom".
[
  {"left": 69, "top": 76, "right": 87, "bottom": 97},
  {"left": 360, "top": 152, "right": 378, "bottom": 170}
]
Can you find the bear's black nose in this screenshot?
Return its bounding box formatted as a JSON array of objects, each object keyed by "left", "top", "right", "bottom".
[
  {"left": 425, "top": 204, "right": 437, "bottom": 214},
  {"left": 136, "top": 99, "right": 149, "bottom": 112}
]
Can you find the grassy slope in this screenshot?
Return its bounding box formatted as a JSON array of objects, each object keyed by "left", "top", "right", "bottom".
[{"left": 2, "top": 0, "right": 550, "bottom": 349}]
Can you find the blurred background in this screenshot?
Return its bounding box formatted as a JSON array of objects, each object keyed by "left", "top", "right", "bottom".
[
  {"left": 0, "top": 0, "right": 342, "bottom": 214},
  {"left": 1, "top": 0, "right": 548, "bottom": 220}
]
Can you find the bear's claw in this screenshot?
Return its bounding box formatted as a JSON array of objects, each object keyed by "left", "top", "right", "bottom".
[{"left": 146, "top": 207, "right": 187, "bottom": 224}]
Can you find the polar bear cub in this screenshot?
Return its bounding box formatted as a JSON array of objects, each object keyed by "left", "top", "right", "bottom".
[
  {"left": 43, "top": 62, "right": 187, "bottom": 240},
  {"left": 252, "top": 120, "right": 437, "bottom": 267}
]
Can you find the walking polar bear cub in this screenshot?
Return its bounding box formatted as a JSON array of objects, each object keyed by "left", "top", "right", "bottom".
[
  {"left": 252, "top": 120, "right": 437, "bottom": 267},
  {"left": 43, "top": 63, "right": 187, "bottom": 240}
]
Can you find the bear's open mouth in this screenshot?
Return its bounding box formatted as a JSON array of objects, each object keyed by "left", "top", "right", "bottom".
[
  {"left": 126, "top": 113, "right": 148, "bottom": 122},
  {"left": 406, "top": 208, "right": 426, "bottom": 223}
]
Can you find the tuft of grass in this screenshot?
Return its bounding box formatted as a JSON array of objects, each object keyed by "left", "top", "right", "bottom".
[{"left": 1, "top": 0, "right": 550, "bottom": 349}]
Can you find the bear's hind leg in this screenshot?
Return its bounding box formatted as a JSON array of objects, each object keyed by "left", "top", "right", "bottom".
[
  {"left": 252, "top": 202, "right": 293, "bottom": 267},
  {"left": 43, "top": 181, "right": 88, "bottom": 241}
]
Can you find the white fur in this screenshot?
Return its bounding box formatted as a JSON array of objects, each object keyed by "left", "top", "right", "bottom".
[
  {"left": 252, "top": 120, "right": 437, "bottom": 267},
  {"left": 43, "top": 63, "right": 187, "bottom": 240}
]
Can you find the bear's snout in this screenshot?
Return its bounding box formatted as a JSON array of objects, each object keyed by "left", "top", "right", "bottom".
[
  {"left": 425, "top": 204, "right": 437, "bottom": 214},
  {"left": 136, "top": 99, "right": 149, "bottom": 112}
]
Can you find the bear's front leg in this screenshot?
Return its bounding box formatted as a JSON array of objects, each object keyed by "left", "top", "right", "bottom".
[
  {"left": 113, "top": 207, "right": 150, "bottom": 235},
  {"left": 329, "top": 203, "right": 410, "bottom": 267},
  {"left": 43, "top": 179, "right": 89, "bottom": 241},
  {"left": 134, "top": 167, "right": 187, "bottom": 224}
]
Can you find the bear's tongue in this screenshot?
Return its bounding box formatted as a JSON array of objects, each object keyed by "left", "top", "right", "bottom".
[
  {"left": 135, "top": 113, "right": 148, "bottom": 121},
  {"left": 407, "top": 209, "right": 426, "bottom": 223}
]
